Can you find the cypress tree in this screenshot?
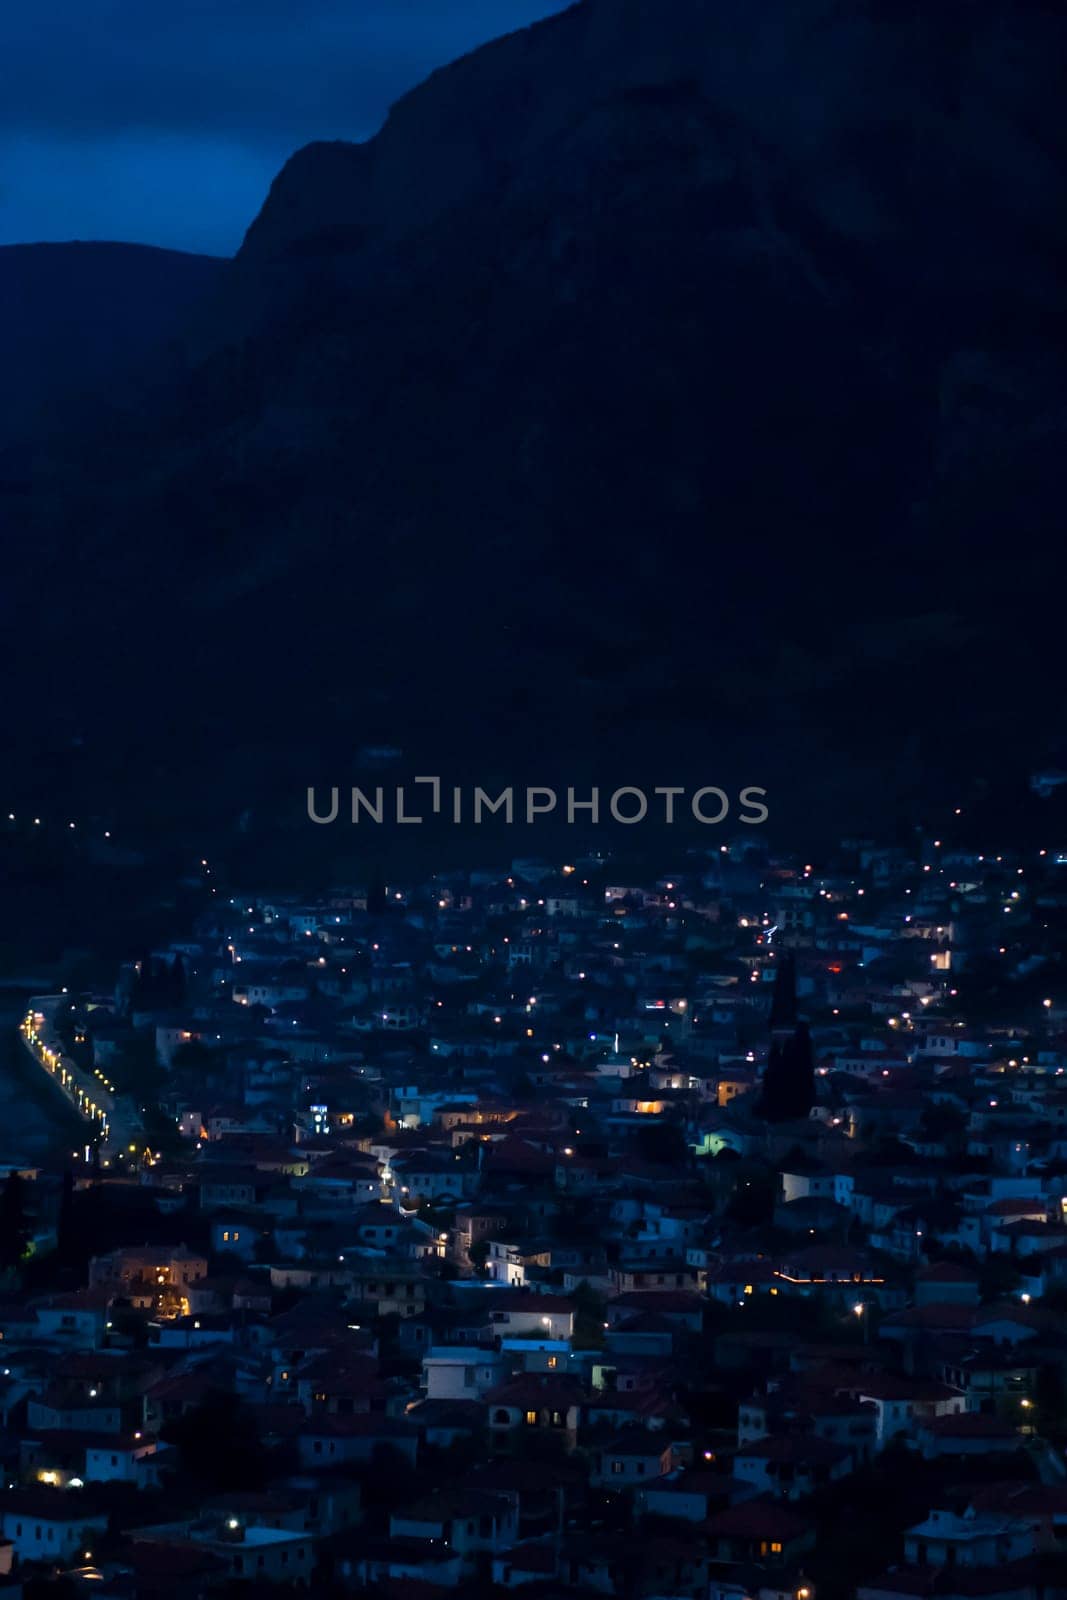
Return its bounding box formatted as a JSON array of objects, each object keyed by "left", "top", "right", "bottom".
[
  {"left": 170, "top": 952, "right": 186, "bottom": 1004},
  {"left": 56, "top": 1168, "right": 78, "bottom": 1269},
  {"left": 366, "top": 866, "right": 387, "bottom": 917},
  {"left": 759, "top": 956, "right": 814, "bottom": 1122},
  {"left": 0, "top": 1172, "right": 31, "bottom": 1270}
]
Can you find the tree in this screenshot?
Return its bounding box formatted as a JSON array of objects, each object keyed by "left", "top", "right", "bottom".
[
  {"left": 635, "top": 1117, "right": 688, "bottom": 1165},
  {"left": 572, "top": 1279, "right": 606, "bottom": 1349},
  {"left": 56, "top": 1168, "right": 80, "bottom": 1269},
  {"left": 725, "top": 1167, "right": 776, "bottom": 1227},
  {"left": 1035, "top": 1365, "right": 1067, "bottom": 1441},
  {"left": 162, "top": 1390, "right": 266, "bottom": 1492},
  {"left": 171, "top": 1039, "right": 214, "bottom": 1074},
  {"left": 758, "top": 955, "right": 814, "bottom": 1122},
  {"left": 918, "top": 1101, "right": 966, "bottom": 1145},
  {"left": 468, "top": 1239, "right": 490, "bottom": 1278},
  {"left": 0, "top": 1172, "right": 31, "bottom": 1271},
  {"left": 169, "top": 951, "right": 186, "bottom": 1004},
  {"left": 366, "top": 867, "right": 387, "bottom": 917},
  {"left": 24, "top": 1579, "right": 80, "bottom": 1600},
  {"left": 759, "top": 1022, "right": 815, "bottom": 1122},
  {"left": 978, "top": 1254, "right": 1021, "bottom": 1301}
]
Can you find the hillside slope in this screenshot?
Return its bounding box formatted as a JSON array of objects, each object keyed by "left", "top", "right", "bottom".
[
  {"left": 0, "top": 241, "right": 223, "bottom": 443},
  {"left": 3, "top": 0, "right": 1065, "bottom": 838}
]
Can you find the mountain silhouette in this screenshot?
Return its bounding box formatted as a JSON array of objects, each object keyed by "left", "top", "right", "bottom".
[
  {"left": 0, "top": 241, "right": 223, "bottom": 444},
  {"left": 2, "top": 0, "right": 1065, "bottom": 841}
]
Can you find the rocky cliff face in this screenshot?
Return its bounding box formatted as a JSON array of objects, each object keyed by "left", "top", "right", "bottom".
[
  {"left": 4, "top": 0, "right": 1066, "bottom": 836},
  {"left": 240, "top": 0, "right": 1065, "bottom": 301}
]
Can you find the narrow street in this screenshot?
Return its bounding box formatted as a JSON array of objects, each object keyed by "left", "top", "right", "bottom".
[{"left": 19, "top": 994, "right": 144, "bottom": 1161}]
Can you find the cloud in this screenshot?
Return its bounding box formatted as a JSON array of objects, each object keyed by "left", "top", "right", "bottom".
[
  {"left": 0, "top": 0, "right": 569, "bottom": 251},
  {"left": 0, "top": 132, "right": 282, "bottom": 255},
  {"left": 2, "top": 2, "right": 568, "bottom": 140}
]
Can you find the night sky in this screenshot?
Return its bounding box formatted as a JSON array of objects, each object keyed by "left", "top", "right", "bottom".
[{"left": 1, "top": 0, "right": 568, "bottom": 257}]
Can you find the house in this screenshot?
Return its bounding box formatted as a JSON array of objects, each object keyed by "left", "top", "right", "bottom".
[
  {"left": 706, "top": 1262, "right": 784, "bottom": 1307},
  {"left": 482, "top": 1291, "right": 575, "bottom": 1341},
  {"left": 34, "top": 1291, "right": 111, "bottom": 1349},
  {"left": 85, "top": 1434, "right": 161, "bottom": 1484},
  {"left": 406, "top": 1398, "right": 486, "bottom": 1450},
  {"left": 421, "top": 1346, "right": 507, "bottom": 1401},
  {"left": 610, "top": 1258, "right": 703, "bottom": 1295},
  {"left": 353, "top": 1538, "right": 465, "bottom": 1588},
  {"left": 498, "top": 1338, "right": 574, "bottom": 1375},
  {"left": 390, "top": 1488, "right": 518, "bottom": 1559},
  {"left": 347, "top": 1269, "right": 429, "bottom": 1319},
  {"left": 591, "top": 1429, "right": 674, "bottom": 1487},
  {"left": 556, "top": 1530, "right": 710, "bottom": 1596},
  {"left": 0, "top": 1488, "right": 109, "bottom": 1562},
  {"left": 703, "top": 1499, "right": 814, "bottom": 1565},
  {"left": 390, "top": 1152, "right": 477, "bottom": 1204},
  {"left": 209, "top": 1214, "right": 263, "bottom": 1260},
  {"left": 200, "top": 1167, "right": 276, "bottom": 1209},
  {"left": 607, "top": 1290, "right": 705, "bottom": 1331},
  {"left": 130, "top": 1517, "right": 318, "bottom": 1585},
  {"left": 734, "top": 1436, "right": 854, "bottom": 1500},
  {"left": 914, "top": 1413, "right": 1024, "bottom": 1459},
  {"left": 774, "top": 1246, "right": 886, "bottom": 1301},
  {"left": 89, "top": 1244, "right": 209, "bottom": 1292},
  {"left": 857, "top": 1377, "right": 969, "bottom": 1447},
  {"left": 296, "top": 1414, "right": 418, "bottom": 1470},
  {"left": 638, "top": 1467, "right": 747, "bottom": 1523},
  {"left": 903, "top": 1508, "right": 1035, "bottom": 1568},
  {"left": 858, "top": 1563, "right": 1039, "bottom": 1600},
  {"left": 914, "top": 1261, "right": 981, "bottom": 1307},
  {"left": 27, "top": 1386, "right": 123, "bottom": 1435},
  {"left": 492, "top": 1539, "right": 560, "bottom": 1587},
  {"left": 295, "top": 1349, "right": 381, "bottom": 1415},
  {"left": 486, "top": 1375, "right": 586, "bottom": 1451}
]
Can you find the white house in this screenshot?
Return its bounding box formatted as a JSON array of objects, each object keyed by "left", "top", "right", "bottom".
[
  {"left": 421, "top": 1347, "right": 507, "bottom": 1401},
  {"left": 85, "top": 1435, "right": 159, "bottom": 1484},
  {"left": 0, "top": 1492, "right": 108, "bottom": 1563},
  {"left": 904, "top": 1507, "right": 1034, "bottom": 1568},
  {"left": 591, "top": 1432, "right": 673, "bottom": 1488}
]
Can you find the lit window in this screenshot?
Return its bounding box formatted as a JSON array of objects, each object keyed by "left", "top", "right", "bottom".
[{"left": 525, "top": 1410, "right": 538, "bottom": 1425}]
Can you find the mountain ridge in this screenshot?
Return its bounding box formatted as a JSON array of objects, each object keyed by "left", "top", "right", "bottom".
[
  {"left": 2, "top": 0, "right": 1065, "bottom": 838},
  {"left": 0, "top": 240, "right": 224, "bottom": 446}
]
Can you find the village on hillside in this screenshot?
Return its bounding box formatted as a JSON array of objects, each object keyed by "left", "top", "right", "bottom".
[{"left": 3, "top": 829, "right": 1067, "bottom": 1600}]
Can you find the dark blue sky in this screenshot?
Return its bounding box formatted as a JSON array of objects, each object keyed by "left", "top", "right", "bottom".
[{"left": 1, "top": 1, "right": 568, "bottom": 257}]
